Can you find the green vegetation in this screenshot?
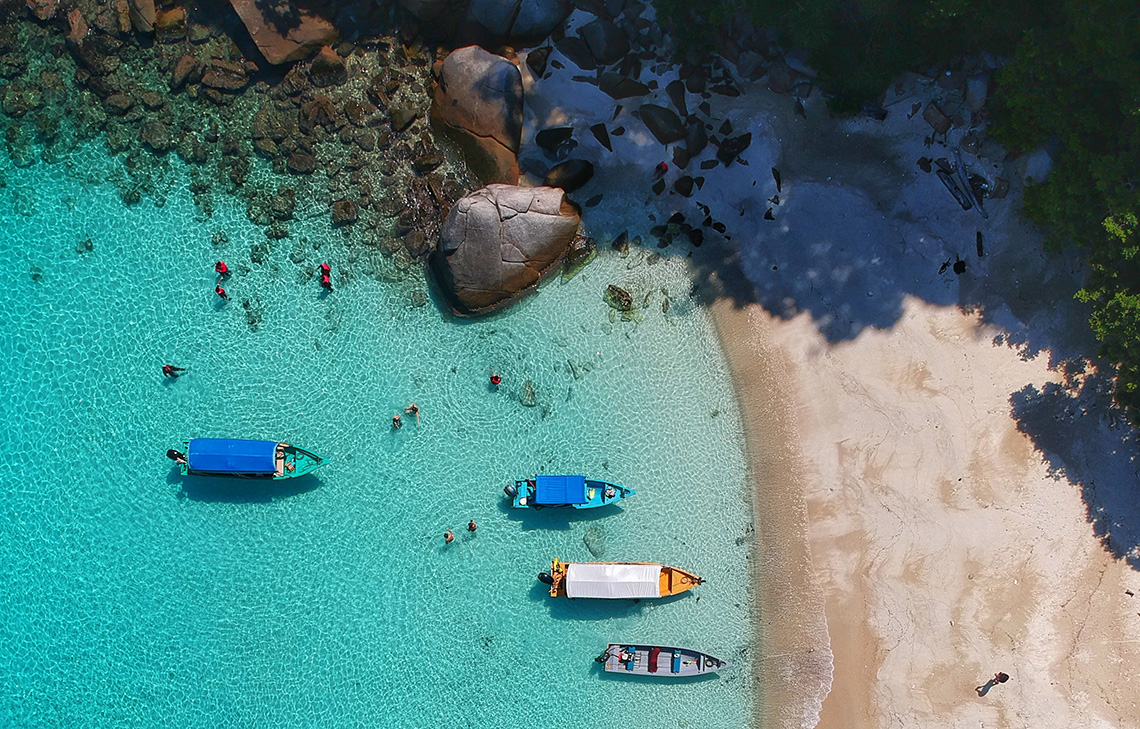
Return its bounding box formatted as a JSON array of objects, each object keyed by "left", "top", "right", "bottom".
[{"left": 659, "top": 0, "right": 1140, "bottom": 420}]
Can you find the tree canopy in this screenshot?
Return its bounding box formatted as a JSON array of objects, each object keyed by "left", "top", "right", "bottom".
[{"left": 659, "top": 0, "right": 1140, "bottom": 419}]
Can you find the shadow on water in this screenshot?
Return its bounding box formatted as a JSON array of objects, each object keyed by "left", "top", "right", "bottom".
[
  {"left": 1010, "top": 368, "right": 1140, "bottom": 569},
  {"left": 496, "top": 498, "right": 626, "bottom": 531},
  {"left": 169, "top": 470, "right": 324, "bottom": 503},
  {"left": 588, "top": 658, "right": 723, "bottom": 685}
]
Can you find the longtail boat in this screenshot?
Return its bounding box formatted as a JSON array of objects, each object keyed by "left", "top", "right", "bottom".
[
  {"left": 596, "top": 644, "right": 727, "bottom": 677},
  {"left": 171, "top": 439, "right": 325, "bottom": 480},
  {"left": 503, "top": 475, "right": 633, "bottom": 510},
  {"left": 539, "top": 559, "right": 703, "bottom": 599}
]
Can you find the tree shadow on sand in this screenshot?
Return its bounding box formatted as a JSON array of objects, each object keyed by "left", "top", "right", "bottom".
[{"left": 1010, "top": 365, "right": 1140, "bottom": 569}]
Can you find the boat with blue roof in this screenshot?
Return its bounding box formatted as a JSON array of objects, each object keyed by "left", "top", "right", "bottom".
[
  {"left": 168, "top": 439, "right": 325, "bottom": 480},
  {"left": 504, "top": 474, "right": 633, "bottom": 510}
]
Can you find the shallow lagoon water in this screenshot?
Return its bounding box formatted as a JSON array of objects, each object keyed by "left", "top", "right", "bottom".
[{"left": 0, "top": 145, "right": 753, "bottom": 727}]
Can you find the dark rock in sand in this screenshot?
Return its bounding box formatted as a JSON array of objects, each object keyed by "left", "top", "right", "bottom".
[
  {"left": 652, "top": 178, "right": 665, "bottom": 195},
  {"left": 104, "top": 92, "right": 133, "bottom": 115},
  {"left": 430, "top": 184, "right": 580, "bottom": 316},
  {"left": 332, "top": 199, "right": 358, "bottom": 225},
  {"left": 638, "top": 104, "right": 685, "bottom": 145},
  {"left": 526, "top": 46, "right": 552, "bottom": 77},
  {"left": 766, "top": 60, "right": 799, "bottom": 95},
  {"left": 431, "top": 46, "right": 522, "bottom": 185},
  {"left": 717, "top": 132, "right": 751, "bottom": 165},
  {"left": 685, "top": 122, "right": 707, "bottom": 157},
  {"left": 310, "top": 45, "right": 347, "bottom": 87},
  {"left": 598, "top": 73, "right": 649, "bottom": 99},
  {"left": 536, "top": 126, "right": 574, "bottom": 154},
  {"left": 555, "top": 36, "right": 596, "bottom": 70},
  {"left": 673, "top": 175, "right": 693, "bottom": 197},
  {"left": 665, "top": 79, "right": 687, "bottom": 116},
  {"left": 462, "top": 0, "right": 572, "bottom": 46},
  {"left": 543, "top": 159, "right": 594, "bottom": 192},
  {"left": 28, "top": 0, "right": 59, "bottom": 21},
  {"left": 672, "top": 146, "right": 690, "bottom": 169},
  {"left": 578, "top": 19, "right": 628, "bottom": 66},
  {"left": 590, "top": 123, "right": 612, "bottom": 151},
  {"left": 228, "top": 0, "right": 338, "bottom": 65}
]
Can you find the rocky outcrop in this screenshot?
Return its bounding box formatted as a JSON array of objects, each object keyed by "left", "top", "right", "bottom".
[
  {"left": 228, "top": 0, "right": 338, "bottom": 65},
  {"left": 27, "top": 0, "right": 58, "bottom": 21},
  {"left": 430, "top": 184, "right": 580, "bottom": 315},
  {"left": 431, "top": 46, "right": 522, "bottom": 185}
]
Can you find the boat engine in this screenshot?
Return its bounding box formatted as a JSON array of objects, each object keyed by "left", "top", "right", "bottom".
[
  {"left": 537, "top": 572, "right": 554, "bottom": 585},
  {"left": 503, "top": 483, "right": 518, "bottom": 498}
]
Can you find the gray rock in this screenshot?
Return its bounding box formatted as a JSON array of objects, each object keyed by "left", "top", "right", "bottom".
[
  {"left": 922, "top": 101, "right": 952, "bottom": 135},
  {"left": 555, "top": 36, "right": 596, "bottom": 70},
  {"left": 599, "top": 73, "right": 650, "bottom": 99},
  {"left": 430, "top": 184, "right": 581, "bottom": 315},
  {"left": 519, "top": 380, "right": 538, "bottom": 407},
  {"left": 431, "top": 46, "right": 522, "bottom": 184},
  {"left": 638, "top": 104, "right": 685, "bottom": 144}
]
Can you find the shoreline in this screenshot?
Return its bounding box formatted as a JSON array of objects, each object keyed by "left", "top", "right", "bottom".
[
  {"left": 711, "top": 288, "right": 1140, "bottom": 729},
  {"left": 708, "top": 298, "right": 833, "bottom": 729}
]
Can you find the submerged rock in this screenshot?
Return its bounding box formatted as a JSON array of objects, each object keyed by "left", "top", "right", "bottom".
[
  {"left": 604, "top": 284, "right": 633, "bottom": 311},
  {"left": 519, "top": 380, "right": 537, "bottom": 407},
  {"left": 430, "top": 184, "right": 580, "bottom": 316},
  {"left": 583, "top": 526, "right": 605, "bottom": 558}
]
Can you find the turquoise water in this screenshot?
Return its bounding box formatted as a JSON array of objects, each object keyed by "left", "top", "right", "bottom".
[{"left": 0, "top": 145, "right": 754, "bottom": 727}]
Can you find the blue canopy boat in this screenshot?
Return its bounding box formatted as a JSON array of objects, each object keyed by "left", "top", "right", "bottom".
[
  {"left": 171, "top": 439, "right": 325, "bottom": 480},
  {"left": 503, "top": 475, "right": 633, "bottom": 510}
]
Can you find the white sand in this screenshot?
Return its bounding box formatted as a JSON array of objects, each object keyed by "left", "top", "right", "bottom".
[{"left": 516, "top": 22, "right": 1140, "bottom": 727}]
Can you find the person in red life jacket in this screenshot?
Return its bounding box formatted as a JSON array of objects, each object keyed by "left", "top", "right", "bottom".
[
  {"left": 653, "top": 161, "right": 668, "bottom": 180},
  {"left": 214, "top": 261, "right": 230, "bottom": 278},
  {"left": 162, "top": 364, "right": 187, "bottom": 378},
  {"left": 215, "top": 285, "right": 229, "bottom": 302},
  {"left": 319, "top": 263, "right": 333, "bottom": 292},
  {"left": 490, "top": 372, "right": 502, "bottom": 387}
]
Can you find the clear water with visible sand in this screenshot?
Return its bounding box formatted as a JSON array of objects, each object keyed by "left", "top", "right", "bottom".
[{"left": 0, "top": 144, "right": 755, "bottom": 726}]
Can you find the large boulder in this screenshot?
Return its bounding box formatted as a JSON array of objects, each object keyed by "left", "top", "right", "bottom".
[
  {"left": 430, "top": 184, "right": 580, "bottom": 315},
  {"left": 431, "top": 46, "right": 522, "bottom": 184},
  {"left": 463, "top": 0, "right": 571, "bottom": 46},
  {"left": 228, "top": 0, "right": 338, "bottom": 65}
]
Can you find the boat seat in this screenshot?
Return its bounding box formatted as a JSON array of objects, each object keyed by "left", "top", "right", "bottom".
[{"left": 672, "top": 651, "right": 681, "bottom": 673}]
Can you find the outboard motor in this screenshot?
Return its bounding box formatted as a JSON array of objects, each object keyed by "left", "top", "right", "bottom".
[
  {"left": 504, "top": 483, "right": 518, "bottom": 499},
  {"left": 537, "top": 572, "right": 554, "bottom": 586}
]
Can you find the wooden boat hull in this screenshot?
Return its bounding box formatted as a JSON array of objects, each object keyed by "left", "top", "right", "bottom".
[
  {"left": 179, "top": 440, "right": 325, "bottom": 480},
  {"left": 597, "top": 644, "right": 727, "bottom": 677},
  {"left": 546, "top": 559, "right": 703, "bottom": 598},
  {"left": 507, "top": 475, "right": 634, "bottom": 509}
]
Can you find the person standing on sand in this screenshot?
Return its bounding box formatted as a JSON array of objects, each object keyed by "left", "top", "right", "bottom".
[{"left": 976, "top": 671, "right": 1010, "bottom": 696}]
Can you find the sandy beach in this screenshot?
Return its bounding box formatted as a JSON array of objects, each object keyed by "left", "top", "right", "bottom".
[
  {"left": 517, "top": 26, "right": 1140, "bottom": 726},
  {"left": 704, "top": 88, "right": 1140, "bottom": 729}
]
